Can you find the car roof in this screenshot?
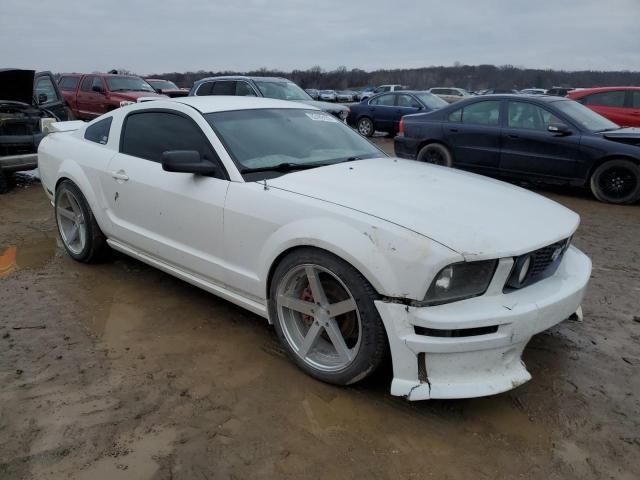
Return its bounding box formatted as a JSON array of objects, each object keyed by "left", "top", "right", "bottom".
[
  {"left": 195, "top": 75, "right": 289, "bottom": 83},
  {"left": 171, "top": 95, "right": 319, "bottom": 114},
  {"left": 567, "top": 86, "right": 640, "bottom": 96}
]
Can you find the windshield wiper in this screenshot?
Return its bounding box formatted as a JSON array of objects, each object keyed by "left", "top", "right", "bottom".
[{"left": 240, "top": 162, "right": 328, "bottom": 174}]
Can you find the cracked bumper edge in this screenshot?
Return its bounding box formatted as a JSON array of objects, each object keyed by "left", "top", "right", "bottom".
[{"left": 375, "top": 246, "right": 591, "bottom": 400}]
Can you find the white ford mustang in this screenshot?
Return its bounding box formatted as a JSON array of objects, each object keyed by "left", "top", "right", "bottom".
[{"left": 38, "top": 97, "right": 592, "bottom": 400}]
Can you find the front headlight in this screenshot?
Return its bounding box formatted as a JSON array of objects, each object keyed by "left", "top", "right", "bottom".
[
  {"left": 338, "top": 109, "right": 348, "bottom": 121},
  {"left": 40, "top": 117, "right": 56, "bottom": 133},
  {"left": 120, "top": 100, "right": 135, "bottom": 108},
  {"left": 422, "top": 260, "right": 497, "bottom": 305}
]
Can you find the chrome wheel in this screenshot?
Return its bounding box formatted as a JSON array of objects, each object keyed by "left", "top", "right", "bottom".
[
  {"left": 56, "top": 189, "right": 87, "bottom": 255},
  {"left": 275, "top": 264, "right": 361, "bottom": 372}
]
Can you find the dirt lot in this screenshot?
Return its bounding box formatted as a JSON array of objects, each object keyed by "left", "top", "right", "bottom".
[{"left": 1, "top": 141, "right": 639, "bottom": 479}]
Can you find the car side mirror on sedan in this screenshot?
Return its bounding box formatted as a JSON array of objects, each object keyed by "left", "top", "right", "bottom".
[
  {"left": 548, "top": 124, "right": 572, "bottom": 135},
  {"left": 37, "top": 93, "right": 48, "bottom": 104},
  {"left": 161, "top": 150, "right": 219, "bottom": 176}
]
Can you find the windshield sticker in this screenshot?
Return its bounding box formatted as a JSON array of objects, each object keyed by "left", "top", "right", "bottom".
[{"left": 305, "top": 112, "right": 338, "bottom": 123}]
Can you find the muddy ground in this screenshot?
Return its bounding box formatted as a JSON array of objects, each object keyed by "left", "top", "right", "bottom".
[{"left": 1, "top": 139, "right": 639, "bottom": 479}]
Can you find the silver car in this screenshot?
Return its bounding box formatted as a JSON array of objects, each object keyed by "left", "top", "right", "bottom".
[{"left": 428, "top": 87, "right": 473, "bottom": 103}]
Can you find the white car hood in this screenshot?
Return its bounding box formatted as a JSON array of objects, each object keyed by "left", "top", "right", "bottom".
[{"left": 267, "top": 158, "right": 580, "bottom": 260}]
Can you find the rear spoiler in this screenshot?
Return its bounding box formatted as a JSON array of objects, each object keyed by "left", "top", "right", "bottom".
[{"left": 45, "top": 120, "right": 85, "bottom": 134}]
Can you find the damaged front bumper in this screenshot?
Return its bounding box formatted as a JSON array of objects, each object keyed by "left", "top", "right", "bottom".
[{"left": 376, "top": 245, "right": 592, "bottom": 400}]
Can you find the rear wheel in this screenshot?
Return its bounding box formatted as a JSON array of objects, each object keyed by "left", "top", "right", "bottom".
[
  {"left": 55, "top": 180, "right": 110, "bottom": 262},
  {"left": 357, "top": 117, "right": 374, "bottom": 137},
  {"left": 269, "top": 248, "right": 387, "bottom": 386},
  {"left": 590, "top": 159, "right": 640, "bottom": 204},
  {"left": 417, "top": 143, "right": 453, "bottom": 167}
]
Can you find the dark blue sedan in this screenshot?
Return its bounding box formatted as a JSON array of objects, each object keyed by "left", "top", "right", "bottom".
[
  {"left": 347, "top": 91, "right": 448, "bottom": 137},
  {"left": 394, "top": 95, "right": 640, "bottom": 204}
]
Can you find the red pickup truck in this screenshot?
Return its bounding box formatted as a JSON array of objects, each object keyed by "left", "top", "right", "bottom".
[{"left": 58, "top": 73, "right": 166, "bottom": 120}]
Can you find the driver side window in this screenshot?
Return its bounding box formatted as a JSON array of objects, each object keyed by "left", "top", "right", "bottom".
[
  {"left": 507, "top": 101, "right": 566, "bottom": 131},
  {"left": 120, "top": 111, "right": 222, "bottom": 176}
]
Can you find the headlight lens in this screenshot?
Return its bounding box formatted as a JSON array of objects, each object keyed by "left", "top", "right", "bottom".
[
  {"left": 423, "top": 260, "right": 497, "bottom": 305},
  {"left": 338, "top": 110, "right": 348, "bottom": 121},
  {"left": 120, "top": 100, "right": 135, "bottom": 108},
  {"left": 40, "top": 117, "right": 56, "bottom": 133}
]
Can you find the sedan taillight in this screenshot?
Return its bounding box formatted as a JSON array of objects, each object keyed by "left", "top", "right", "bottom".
[{"left": 398, "top": 117, "right": 405, "bottom": 136}]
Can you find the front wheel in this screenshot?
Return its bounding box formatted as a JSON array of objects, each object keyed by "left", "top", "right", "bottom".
[
  {"left": 269, "top": 248, "right": 388, "bottom": 386},
  {"left": 357, "top": 117, "right": 374, "bottom": 137},
  {"left": 590, "top": 159, "right": 640, "bottom": 204},
  {"left": 417, "top": 143, "right": 453, "bottom": 167},
  {"left": 55, "top": 180, "right": 110, "bottom": 262}
]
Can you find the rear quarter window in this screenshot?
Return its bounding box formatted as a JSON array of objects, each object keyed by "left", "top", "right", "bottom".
[{"left": 84, "top": 117, "right": 113, "bottom": 145}]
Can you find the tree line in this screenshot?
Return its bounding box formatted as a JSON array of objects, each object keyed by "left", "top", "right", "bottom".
[{"left": 145, "top": 64, "right": 640, "bottom": 91}]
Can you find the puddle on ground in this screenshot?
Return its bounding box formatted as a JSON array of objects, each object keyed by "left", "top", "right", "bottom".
[{"left": 0, "top": 236, "right": 57, "bottom": 277}]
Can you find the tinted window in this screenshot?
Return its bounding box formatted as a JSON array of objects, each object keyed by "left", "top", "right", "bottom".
[
  {"left": 91, "top": 77, "right": 104, "bottom": 92},
  {"left": 35, "top": 77, "right": 59, "bottom": 103},
  {"left": 448, "top": 108, "right": 462, "bottom": 122},
  {"left": 507, "top": 101, "right": 565, "bottom": 131},
  {"left": 370, "top": 94, "right": 394, "bottom": 106},
  {"left": 195, "top": 82, "right": 214, "bottom": 96},
  {"left": 80, "top": 76, "right": 93, "bottom": 92},
  {"left": 236, "top": 81, "right": 257, "bottom": 96},
  {"left": 632, "top": 91, "right": 640, "bottom": 109},
  {"left": 430, "top": 89, "right": 446, "bottom": 94},
  {"left": 121, "top": 112, "right": 217, "bottom": 164},
  {"left": 584, "top": 91, "right": 626, "bottom": 108},
  {"left": 212, "top": 81, "right": 237, "bottom": 95},
  {"left": 84, "top": 117, "right": 113, "bottom": 145},
  {"left": 59, "top": 76, "right": 80, "bottom": 91},
  {"left": 461, "top": 101, "right": 500, "bottom": 126},
  {"left": 396, "top": 94, "right": 421, "bottom": 108}
]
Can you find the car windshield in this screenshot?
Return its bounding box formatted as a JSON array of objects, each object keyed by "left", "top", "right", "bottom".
[
  {"left": 414, "top": 93, "right": 449, "bottom": 109},
  {"left": 106, "top": 76, "right": 155, "bottom": 93},
  {"left": 148, "top": 80, "right": 178, "bottom": 90},
  {"left": 205, "top": 109, "right": 384, "bottom": 177},
  {"left": 254, "top": 80, "right": 311, "bottom": 101},
  {"left": 554, "top": 100, "right": 619, "bottom": 132}
]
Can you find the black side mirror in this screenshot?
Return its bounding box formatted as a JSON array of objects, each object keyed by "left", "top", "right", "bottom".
[
  {"left": 161, "top": 150, "right": 219, "bottom": 175},
  {"left": 548, "top": 124, "right": 572, "bottom": 135},
  {"left": 38, "top": 93, "right": 48, "bottom": 104},
  {"left": 92, "top": 85, "right": 104, "bottom": 93}
]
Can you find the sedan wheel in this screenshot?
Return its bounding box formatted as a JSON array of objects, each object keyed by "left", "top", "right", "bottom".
[
  {"left": 590, "top": 159, "right": 640, "bottom": 204},
  {"left": 417, "top": 143, "right": 453, "bottom": 167},
  {"left": 270, "top": 249, "right": 387, "bottom": 385},
  {"left": 357, "top": 117, "right": 374, "bottom": 137}
]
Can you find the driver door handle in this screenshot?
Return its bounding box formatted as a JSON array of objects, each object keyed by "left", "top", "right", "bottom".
[{"left": 111, "top": 170, "right": 129, "bottom": 181}]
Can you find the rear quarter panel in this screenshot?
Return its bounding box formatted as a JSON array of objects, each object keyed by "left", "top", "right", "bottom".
[{"left": 38, "top": 130, "right": 116, "bottom": 235}]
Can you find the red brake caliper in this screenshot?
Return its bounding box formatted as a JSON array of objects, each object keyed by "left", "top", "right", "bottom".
[{"left": 301, "top": 286, "right": 314, "bottom": 326}]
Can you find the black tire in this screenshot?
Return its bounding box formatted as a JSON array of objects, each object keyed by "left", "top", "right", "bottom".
[
  {"left": 0, "top": 171, "right": 11, "bottom": 194},
  {"left": 417, "top": 143, "right": 453, "bottom": 167},
  {"left": 590, "top": 159, "right": 640, "bottom": 204},
  {"left": 54, "top": 180, "right": 110, "bottom": 262},
  {"left": 357, "top": 117, "right": 374, "bottom": 137},
  {"left": 268, "top": 248, "right": 388, "bottom": 386}
]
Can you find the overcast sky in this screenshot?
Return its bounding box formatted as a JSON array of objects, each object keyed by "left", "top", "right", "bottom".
[{"left": 1, "top": 0, "right": 639, "bottom": 74}]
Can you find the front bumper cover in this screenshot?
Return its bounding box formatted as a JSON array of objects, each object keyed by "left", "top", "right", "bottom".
[{"left": 376, "top": 245, "right": 592, "bottom": 400}]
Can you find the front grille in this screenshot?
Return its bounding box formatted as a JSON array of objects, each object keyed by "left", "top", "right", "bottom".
[{"left": 505, "top": 238, "right": 570, "bottom": 291}]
